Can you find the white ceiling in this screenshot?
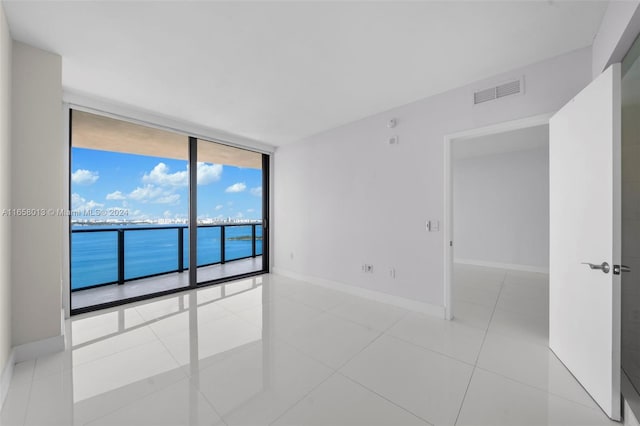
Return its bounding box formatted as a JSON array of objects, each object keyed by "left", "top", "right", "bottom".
[
  {"left": 3, "top": 1, "right": 608, "bottom": 146},
  {"left": 453, "top": 124, "right": 549, "bottom": 160}
]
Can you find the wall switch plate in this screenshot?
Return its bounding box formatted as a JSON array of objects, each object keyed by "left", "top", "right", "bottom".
[{"left": 389, "top": 135, "right": 399, "bottom": 145}]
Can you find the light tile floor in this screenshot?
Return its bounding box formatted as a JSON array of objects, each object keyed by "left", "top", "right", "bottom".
[{"left": 0, "top": 265, "right": 619, "bottom": 425}]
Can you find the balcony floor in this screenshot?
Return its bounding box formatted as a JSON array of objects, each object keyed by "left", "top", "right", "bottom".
[{"left": 71, "top": 256, "right": 263, "bottom": 311}]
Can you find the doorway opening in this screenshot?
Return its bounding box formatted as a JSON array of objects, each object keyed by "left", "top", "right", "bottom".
[{"left": 443, "top": 115, "right": 550, "bottom": 320}]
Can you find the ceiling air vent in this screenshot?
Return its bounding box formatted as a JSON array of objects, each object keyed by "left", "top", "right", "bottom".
[
  {"left": 474, "top": 87, "right": 496, "bottom": 104},
  {"left": 473, "top": 77, "right": 524, "bottom": 105}
]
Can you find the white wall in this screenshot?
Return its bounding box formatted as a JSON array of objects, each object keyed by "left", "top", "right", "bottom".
[
  {"left": 592, "top": 1, "right": 640, "bottom": 78},
  {"left": 453, "top": 142, "right": 549, "bottom": 271},
  {"left": 273, "top": 48, "right": 591, "bottom": 309},
  {"left": 0, "top": 1, "right": 13, "bottom": 404},
  {"left": 11, "top": 42, "right": 63, "bottom": 347}
]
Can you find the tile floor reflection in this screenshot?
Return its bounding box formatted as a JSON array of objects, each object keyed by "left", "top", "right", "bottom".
[{"left": 0, "top": 267, "right": 619, "bottom": 425}]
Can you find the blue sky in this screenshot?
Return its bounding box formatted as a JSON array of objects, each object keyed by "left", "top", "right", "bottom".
[{"left": 71, "top": 147, "right": 263, "bottom": 221}]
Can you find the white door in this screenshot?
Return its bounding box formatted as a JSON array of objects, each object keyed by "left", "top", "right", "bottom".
[{"left": 549, "top": 63, "right": 622, "bottom": 420}]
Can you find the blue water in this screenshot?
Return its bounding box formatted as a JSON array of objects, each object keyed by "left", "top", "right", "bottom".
[{"left": 71, "top": 224, "right": 263, "bottom": 289}]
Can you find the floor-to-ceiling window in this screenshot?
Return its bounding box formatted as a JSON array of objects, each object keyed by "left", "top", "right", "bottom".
[{"left": 69, "top": 110, "right": 269, "bottom": 313}]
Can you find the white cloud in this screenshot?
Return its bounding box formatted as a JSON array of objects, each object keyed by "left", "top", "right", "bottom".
[
  {"left": 236, "top": 212, "right": 244, "bottom": 218},
  {"left": 71, "top": 193, "right": 104, "bottom": 211},
  {"left": 154, "top": 193, "right": 180, "bottom": 204},
  {"left": 142, "top": 163, "right": 187, "bottom": 187},
  {"left": 71, "top": 193, "right": 83, "bottom": 208},
  {"left": 141, "top": 162, "right": 222, "bottom": 187},
  {"left": 250, "top": 186, "right": 262, "bottom": 197},
  {"left": 163, "top": 210, "right": 172, "bottom": 218},
  {"left": 71, "top": 193, "right": 85, "bottom": 210},
  {"left": 215, "top": 204, "right": 224, "bottom": 211},
  {"left": 197, "top": 163, "right": 223, "bottom": 185},
  {"left": 84, "top": 200, "right": 104, "bottom": 209},
  {"left": 128, "top": 185, "right": 181, "bottom": 205},
  {"left": 72, "top": 169, "right": 99, "bottom": 185},
  {"left": 106, "top": 190, "right": 125, "bottom": 200},
  {"left": 225, "top": 182, "right": 246, "bottom": 193},
  {"left": 129, "top": 185, "right": 164, "bottom": 202},
  {"left": 247, "top": 208, "right": 255, "bottom": 213}
]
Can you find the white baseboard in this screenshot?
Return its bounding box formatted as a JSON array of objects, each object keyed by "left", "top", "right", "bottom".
[
  {"left": 0, "top": 349, "right": 15, "bottom": 410},
  {"left": 0, "top": 311, "right": 66, "bottom": 409},
  {"left": 454, "top": 258, "right": 549, "bottom": 274},
  {"left": 272, "top": 267, "right": 445, "bottom": 318},
  {"left": 13, "top": 334, "right": 65, "bottom": 364}
]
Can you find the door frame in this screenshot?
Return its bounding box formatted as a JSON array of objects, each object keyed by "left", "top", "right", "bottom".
[{"left": 442, "top": 113, "right": 552, "bottom": 320}]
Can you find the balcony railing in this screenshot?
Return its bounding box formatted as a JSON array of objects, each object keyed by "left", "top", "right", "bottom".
[{"left": 71, "top": 223, "right": 263, "bottom": 291}]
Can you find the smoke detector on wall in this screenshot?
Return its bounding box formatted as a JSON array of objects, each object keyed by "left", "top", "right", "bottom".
[{"left": 473, "top": 77, "right": 525, "bottom": 105}]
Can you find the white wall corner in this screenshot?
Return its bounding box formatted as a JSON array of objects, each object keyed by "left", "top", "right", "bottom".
[
  {"left": 454, "top": 258, "right": 549, "bottom": 274},
  {"left": 0, "top": 349, "right": 15, "bottom": 411},
  {"left": 592, "top": 1, "right": 640, "bottom": 78},
  {"left": 13, "top": 334, "right": 64, "bottom": 364},
  {"left": 272, "top": 267, "right": 446, "bottom": 318}
]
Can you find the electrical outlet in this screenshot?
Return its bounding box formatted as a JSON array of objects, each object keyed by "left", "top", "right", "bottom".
[{"left": 366, "top": 264, "right": 374, "bottom": 273}]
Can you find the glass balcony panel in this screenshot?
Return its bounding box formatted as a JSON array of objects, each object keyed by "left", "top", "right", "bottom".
[
  {"left": 197, "top": 226, "right": 222, "bottom": 266},
  {"left": 124, "top": 228, "right": 178, "bottom": 280},
  {"left": 71, "top": 231, "right": 118, "bottom": 289},
  {"left": 225, "top": 225, "right": 253, "bottom": 261}
]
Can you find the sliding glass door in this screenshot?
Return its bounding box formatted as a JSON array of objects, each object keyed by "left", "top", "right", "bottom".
[
  {"left": 69, "top": 110, "right": 269, "bottom": 313},
  {"left": 196, "top": 139, "right": 265, "bottom": 284}
]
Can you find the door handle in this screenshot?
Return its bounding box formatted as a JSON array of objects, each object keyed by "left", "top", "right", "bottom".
[
  {"left": 613, "top": 264, "right": 631, "bottom": 275},
  {"left": 582, "top": 262, "right": 610, "bottom": 274}
]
